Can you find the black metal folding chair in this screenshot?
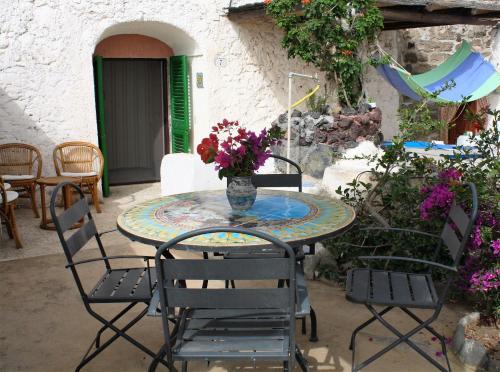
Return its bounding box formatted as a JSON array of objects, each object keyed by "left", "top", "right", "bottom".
[
  {"left": 346, "top": 183, "right": 478, "bottom": 371},
  {"left": 225, "top": 154, "right": 319, "bottom": 341},
  {"left": 50, "top": 182, "right": 166, "bottom": 371},
  {"left": 149, "top": 226, "right": 309, "bottom": 372}
]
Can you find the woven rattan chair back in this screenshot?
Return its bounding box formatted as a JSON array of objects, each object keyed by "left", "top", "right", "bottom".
[
  {"left": 0, "top": 143, "right": 42, "bottom": 178},
  {"left": 53, "top": 142, "right": 104, "bottom": 180}
]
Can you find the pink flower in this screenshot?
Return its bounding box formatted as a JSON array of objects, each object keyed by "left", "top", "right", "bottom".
[
  {"left": 438, "top": 168, "right": 462, "bottom": 183},
  {"left": 491, "top": 239, "right": 500, "bottom": 257},
  {"left": 197, "top": 119, "right": 283, "bottom": 178},
  {"left": 236, "top": 145, "right": 246, "bottom": 156},
  {"left": 420, "top": 184, "right": 454, "bottom": 220}
]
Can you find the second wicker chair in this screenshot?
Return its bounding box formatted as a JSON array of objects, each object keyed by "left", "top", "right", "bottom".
[{"left": 53, "top": 141, "right": 104, "bottom": 213}]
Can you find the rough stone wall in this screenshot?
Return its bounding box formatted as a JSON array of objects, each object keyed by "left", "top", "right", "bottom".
[
  {"left": 401, "top": 25, "right": 497, "bottom": 74},
  {"left": 0, "top": 0, "right": 321, "bottom": 177},
  {"left": 381, "top": 25, "right": 499, "bottom": 137}
]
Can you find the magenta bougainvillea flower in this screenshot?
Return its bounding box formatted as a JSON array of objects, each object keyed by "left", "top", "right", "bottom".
[
  {"left": 420, "top": 183, "right": 455, "bottom": 220},
  {"left": 419, "top": 168, "right": 499, "bottom": 320}
]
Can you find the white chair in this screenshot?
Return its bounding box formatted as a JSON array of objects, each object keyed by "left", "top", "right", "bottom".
[{"left": 160, "top": 153, "right": 226, "bottom": 196}]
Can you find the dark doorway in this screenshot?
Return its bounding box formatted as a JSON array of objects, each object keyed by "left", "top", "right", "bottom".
[{"left": 102, "top": 58, "right": 168, "bottom": 185}]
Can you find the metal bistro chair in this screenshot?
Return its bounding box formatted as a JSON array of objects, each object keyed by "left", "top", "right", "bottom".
[
  {"left": 50, "top": 182, "right": 167, "bottom": 371},
  {"left": 346, "top": 183, "right": 478, "bottom": 371},
  {"left": 226, "top": 154, "right": 319, "bottom": 342},
  {"left": 149, "top": 226, "right": 309, "bottom": 372}
]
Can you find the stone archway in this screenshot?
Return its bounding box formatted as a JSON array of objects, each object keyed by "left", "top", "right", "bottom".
[{"left": 95, "top": 34, "right": 173, "bottom": 58}]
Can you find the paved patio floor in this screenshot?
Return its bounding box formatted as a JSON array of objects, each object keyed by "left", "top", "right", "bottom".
[{"left": 0, "top": 183, "right": 474, "bottom": 371}]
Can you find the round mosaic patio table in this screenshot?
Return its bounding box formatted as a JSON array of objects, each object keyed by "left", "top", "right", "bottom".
[{"left": 117, "top": 190, "right": 356, "bottom": 251}]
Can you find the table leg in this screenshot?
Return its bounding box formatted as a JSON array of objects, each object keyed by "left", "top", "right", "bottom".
[{"left": 91, "top": 180, "right": 101, "bottom": 213}]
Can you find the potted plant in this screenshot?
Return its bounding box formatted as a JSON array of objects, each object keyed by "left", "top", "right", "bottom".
[{"left": 197, "top": 119, "right": 283, "bottom": 211}]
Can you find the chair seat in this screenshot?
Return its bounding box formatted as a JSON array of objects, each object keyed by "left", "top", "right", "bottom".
[
  {"left": 61, "top": 171, "right": 97, "bottom": 178},
  {"left": 1, "top": 174, "right": 35, "bottom": 181},
  {"left": 88, "top": 267, "right": 157, "bottom": 303},
  {"left": 346, "top": 268, "right": 439, "bottom": 309},
  {"left": 0, "top": 190, "right": 19, "bottom": 203},
  {"left": 173, "top": 308, "right": 290, "bottom": 360}
]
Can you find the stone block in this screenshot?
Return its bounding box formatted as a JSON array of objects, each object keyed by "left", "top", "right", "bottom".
[
  {"left": 315, "top": 115, "right": 334, "bottom": 128},
  {"left": 405, "top": 52, "right": 418, "bottom": 63},
  {"left": 303, "top": 143, "right": 336, "bottom": 178},
  {"left": 338, "top": 117, "right": 352, "bottom": 129}
]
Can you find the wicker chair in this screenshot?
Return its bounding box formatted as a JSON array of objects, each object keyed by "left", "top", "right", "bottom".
[
  {"left": 0, "top": 180, "right": 22, "bottom": 248},
  {"left": 0, "top": 143, "right": 42, "bottom": 218},
  {"left": 53, "top": 142, "right": 104, "bottom": 213}
]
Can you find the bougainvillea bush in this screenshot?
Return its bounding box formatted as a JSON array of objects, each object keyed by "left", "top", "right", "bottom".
[
  {"left": 197, "top": 119, "right": 283, "bottom": 179},
  {"left": 326, "top": 109, "right": 499, "bottom": 322}
]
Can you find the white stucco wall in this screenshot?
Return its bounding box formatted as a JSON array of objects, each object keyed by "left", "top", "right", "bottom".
[
  {"left": 364, "top": 31, "right": 401, "bottom": 140},
  {"left": 0, "top": 0, "right": 322, "bottom": 178}
]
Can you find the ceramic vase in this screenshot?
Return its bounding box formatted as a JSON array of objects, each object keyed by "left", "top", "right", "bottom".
[{"left": 226, "top": 176, "right": 257, "bottom": 211}]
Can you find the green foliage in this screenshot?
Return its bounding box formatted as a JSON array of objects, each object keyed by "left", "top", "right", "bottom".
[
  {"left": 306, "top": 89, "right": 329, "bottom": 114},
  {"left": 323, "top": 108, "right": 500, "bottom": 320},
  {"left": 397, "top": 81, "right": 456, "bottom": 141},
  {"left": 368, "top": 53, "right": 391, "bottom": 67},
  {"left": 266, "top": 0, "right": 383, "bottom": 108}
]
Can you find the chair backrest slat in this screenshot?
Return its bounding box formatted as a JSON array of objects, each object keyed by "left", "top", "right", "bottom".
[
  {"left": 252, "top": 174, "right": 301, "bottom": 189},
  {"left": 228, "top": 155, "right": 303, "bottom": 192},
  {"left": 166, "top": 288, "right": 290, "bottom": 309},
  {"left": 163, "top": 258, "right": 289, "bottom": 280},
  {"left": 438, "top": 184, "right": 478, "bottom": 266},
  {"left": 448, "top": 204, "right": 470, "bottom": 237},
  {"left": 441, "top": 222, "right": 462, "bottom": 261},
  {"left": 66, "top": 219, "right": 98, "bottom": 257},
  {"left": 58, "top": 198, "right": 89, "bottom": 233},
  {"left": 157, "top": 228, "right": 295, "bottom": 312}
]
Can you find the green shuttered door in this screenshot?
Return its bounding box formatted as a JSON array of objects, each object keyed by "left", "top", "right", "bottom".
[
  {"left": 93, "top": 55, "right": 110, "bottom": 197},
  {"left": 169, "top": 55, "right": 190, "bottom": 153}
]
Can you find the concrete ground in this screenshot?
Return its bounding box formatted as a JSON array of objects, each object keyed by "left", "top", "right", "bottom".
[{"left": 0, "top": 183, "right": 474, "bottom": 371}]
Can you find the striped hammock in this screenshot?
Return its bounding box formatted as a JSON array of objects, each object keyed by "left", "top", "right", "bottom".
[{"left": 376, "top": 42, "right": 500, "bottom": 103}]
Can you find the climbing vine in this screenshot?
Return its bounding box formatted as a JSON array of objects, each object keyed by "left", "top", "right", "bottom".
[{"left": 265, "top": 0, "right": 383, "bottom": 109}]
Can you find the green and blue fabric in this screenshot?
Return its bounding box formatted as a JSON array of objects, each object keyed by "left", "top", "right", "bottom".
[{"left": 377, "top": 42, "right": 500, "bottom": 103}]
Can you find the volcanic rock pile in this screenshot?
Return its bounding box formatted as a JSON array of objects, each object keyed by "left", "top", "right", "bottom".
[{"left": 271, "top": 107, "right": 382, "bottom": 177}]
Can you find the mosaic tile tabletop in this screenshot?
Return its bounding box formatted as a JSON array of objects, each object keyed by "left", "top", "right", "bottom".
[{"left": 117, "top": 190, "right": 356, "bottom": 250}]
